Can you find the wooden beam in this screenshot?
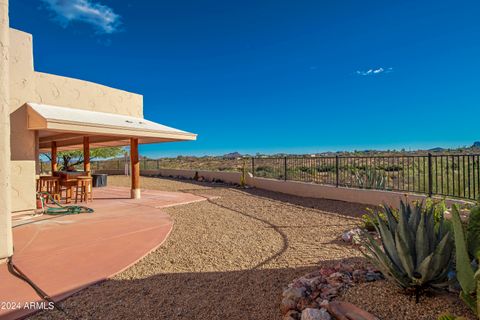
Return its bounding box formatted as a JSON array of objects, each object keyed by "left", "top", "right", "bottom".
[
  {"left": 51, "top": 141, "right": 58, "bottom": 173},
  {"left": 39, "top": 133, "right": 85, "bottom": 144},
  {"left": 83, "top": 136, "right": 90, "bottom": 174},
  {"left": 130, "top": 138, "right": 140, "bottom": 199}
]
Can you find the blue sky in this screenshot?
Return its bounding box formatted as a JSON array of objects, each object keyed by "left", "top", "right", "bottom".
[{"left": 10, "top": 0, "right": 480, "bottom": 157}]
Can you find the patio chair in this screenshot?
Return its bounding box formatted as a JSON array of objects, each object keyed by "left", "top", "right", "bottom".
[
  {"left": 39, "top": 176, "right": 61, "bottom": 203},
  {"left": 75, "top": 176, "right": 93, "bottom": 203}
]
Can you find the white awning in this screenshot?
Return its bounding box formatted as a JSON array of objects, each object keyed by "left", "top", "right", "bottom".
[{"left": 27, "top": 103, "right": 197, "bottom": 151}]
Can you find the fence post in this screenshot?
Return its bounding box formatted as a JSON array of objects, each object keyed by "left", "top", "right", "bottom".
[
  {"left": 335, "top": 155, "right": 339, "bottom": 187},
  {"left": 284, "top": 156, "right": 287, "bottom": 181},
  {"left": 251, "top": 157, "right": 255, "bottom": 177},
  {"left": 428, "top": 153, "right": 433, "bottom": 197}
]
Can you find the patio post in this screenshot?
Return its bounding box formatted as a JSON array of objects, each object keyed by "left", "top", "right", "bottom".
[
  {"left": 0, "top": 0, "right": 13, "bottom": 260},
  {"left": 83, "top": 136, "right": 90, "bottom": 174},
  {"left": 51, "top": 141, "right": 57, "bottom": 173},
  {"left": 130, "top": 138, "right": 140, "bottom": 199}
]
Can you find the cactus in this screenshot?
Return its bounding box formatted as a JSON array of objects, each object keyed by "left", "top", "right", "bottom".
[
  {"left": 363, "top": 200, "right": 453, "bottom": 302},
  {"left": 240, "top": 158, "right": 246, "bottom": 187},
  {"left": 450, "top": 205, "right": 480, "bottom": 317}
]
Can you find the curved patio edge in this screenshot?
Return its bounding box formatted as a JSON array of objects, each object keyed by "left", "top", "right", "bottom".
[{"left": 0, "top": 187, "right": 205, "bottom": 320}]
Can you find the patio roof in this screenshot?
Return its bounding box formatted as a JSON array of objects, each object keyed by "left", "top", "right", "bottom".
[{"left": 27, "top": 103, "right": 197, "bottom": 151}]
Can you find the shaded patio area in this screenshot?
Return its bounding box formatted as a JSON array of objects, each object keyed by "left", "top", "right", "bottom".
[{"left": 0, "top": 186, "right": 205, "bottom": 320}]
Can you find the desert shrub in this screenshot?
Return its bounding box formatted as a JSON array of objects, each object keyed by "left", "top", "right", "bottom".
[
  {"left": 353, "top": 169, "right": 386, "bottom": 190},
  {"left": 316, "top": 164, "right": 336, "bottom": 173},
  {"left": 379, "top": 164, "right": 404, "bottom": 172}
]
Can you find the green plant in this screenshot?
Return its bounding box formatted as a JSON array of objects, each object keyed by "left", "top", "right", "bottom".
[
  {"left": 363, "top": 200, "right": 454, "bottom": 303},
  {"left": 240, "top": 159, "right": 246, "bottom": 187},
  {"left": 450, "top": 204, "right": 480, "bottom": 317},
  {"left": 361, "top": 207, "right": 398, "bottom": 232},
  {"left": 424, "top": 198, "right": 447, "bottom": 223},
  {"left": 354, "top": 168, "right": 386, "bottom": 190},
  {"left": 43, "top": 147, "right": 124, "bottom": 171}
]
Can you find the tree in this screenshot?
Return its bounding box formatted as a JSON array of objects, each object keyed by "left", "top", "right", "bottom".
[{"left": 43, "top": 147, "right": 125, "bottom": 171}]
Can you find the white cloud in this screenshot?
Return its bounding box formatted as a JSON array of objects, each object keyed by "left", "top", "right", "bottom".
[
  {"left": 356, "top": 67, "right": 393, "bottom": 76},
  {"left": 40, "top": 0, "right": 121, "bottom": 34}
]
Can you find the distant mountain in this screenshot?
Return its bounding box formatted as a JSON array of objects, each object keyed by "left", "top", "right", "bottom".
[
  {"left": 428, "top": 147, "right": 445, "bottom": 152},
  {"left": 223, "top": 152, "right": 242, "bottom": 159},
  {"left": 472, "top": 141, "right": 480, "bottom": 148}
]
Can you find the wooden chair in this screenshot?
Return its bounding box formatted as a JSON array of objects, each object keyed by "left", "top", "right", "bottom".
[
  {"left": 59, "top": 178, "right": 77, "bottom": 204},
  {"left": 39, "top": 176, "right": 61, "bottom": 203},
  {"left": 75, "top": 176, "right": 93, "bottom": 203}
]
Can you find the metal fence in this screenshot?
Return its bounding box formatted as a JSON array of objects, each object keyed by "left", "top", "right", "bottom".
[
  {"left": 252, "top": 154, "right": 480, "bottom": 201},
  {"left": 40, "top": 153, "right": 480, "bottom": 201}
]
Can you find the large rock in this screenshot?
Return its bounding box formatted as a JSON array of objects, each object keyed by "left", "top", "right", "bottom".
[
  {"left": 323, "top": 301, "right": 379, "bottom": 320},
  {"left": 283, "top": 287, "right": 307, "bottom": 301},
  {"left": 283, "top": 310, "right": 300, "bottom": 320},
  {"left": 300, "top": 308, "right": 331, "bottom": 320},
  {"left": 280, "top": 297, "right": 298, "bottom": 314}
]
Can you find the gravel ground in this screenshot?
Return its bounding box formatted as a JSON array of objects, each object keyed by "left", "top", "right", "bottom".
[
  {"left": 342, "top": 280, "right": 476, "bottom": 320},
  {"left": 29, "top": 176, "right": 473, "bottom": 320}
]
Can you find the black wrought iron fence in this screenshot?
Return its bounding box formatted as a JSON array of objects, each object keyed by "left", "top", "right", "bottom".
[
  {"left": 39, "top": 153, "right": 480, "bottom": 201},
  {"left": 251, "top": 154, "right": 480, "bottom": 201}
]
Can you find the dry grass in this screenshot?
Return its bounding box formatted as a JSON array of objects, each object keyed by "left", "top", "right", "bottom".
[{"left": 29, "top": 176, "right": 474, "bottom": 320}]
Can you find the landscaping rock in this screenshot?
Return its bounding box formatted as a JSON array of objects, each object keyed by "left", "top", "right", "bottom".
[
  {"left": 283, "top": 310, "right": 300, "bottom": 320},
  {"left": 284, "top": 287, "right": 307, "bottom": 301},
  {"left": 281, "top": 297, "right": 298, "bottom": 314},
  {"left": 281, "top": 264, "right": 383, "bottom": 318},
  {"left": 301, "top": 308, "right": 331, "bottom": 320},
  {"left": 341, "top": 228, "right": 362, "bottom": 244},
  {"left": 352, "top": 269, "right": 366, "bottom": 282},
  {"left": 324, "top": 301, "right": 379, "bottom": 320},
  {"left": 365, "top": 271, "right": 383, "bottom": 282},
  {"left": 318, "top": 308, "right": 331, "bottom": 320}
]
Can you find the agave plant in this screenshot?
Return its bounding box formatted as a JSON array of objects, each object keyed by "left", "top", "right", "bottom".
[
  {"left": 354, "top": 168, "right": 386, "bottom": 190},
  {"left": 363, "top": 200, "right": 454, "bottom": 302},
  {"left": 450, "top": 205, "right": 480, "bottom": 318}
]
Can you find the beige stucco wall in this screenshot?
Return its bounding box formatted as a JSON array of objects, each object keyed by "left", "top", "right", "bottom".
[
  {"left": 9, "top": 29, "right": 36, "bottom": 212},
  {"left": 34, "top": 72, "right": 143, "bottom": 117},
  {"left": 1, "top": 0, "right": 13, "bottom": 259},
  {"left": 8, "top": 28, "right": 144, "bottom": 213}
]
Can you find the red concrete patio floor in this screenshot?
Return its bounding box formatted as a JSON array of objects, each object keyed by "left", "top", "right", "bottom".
[{"left": 0, "top": 186, "right": 205, "bottom": 320}]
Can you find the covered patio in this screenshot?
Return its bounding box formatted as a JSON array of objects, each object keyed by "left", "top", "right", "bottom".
[
  {"left": 0, "top": 186, "right": 206, "bottom": 320},
  {"left": 29, "top": 102, "right": 197, "bottom": 200}
]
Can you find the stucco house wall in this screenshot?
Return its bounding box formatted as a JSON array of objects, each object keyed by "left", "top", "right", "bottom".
[{"left": 8, "top": 28, "right": 144, "bottom": 213}]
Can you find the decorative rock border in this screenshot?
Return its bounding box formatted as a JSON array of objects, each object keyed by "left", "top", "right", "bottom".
[{"left": 280, "top": 263, "right": 382, "bottom": 320}]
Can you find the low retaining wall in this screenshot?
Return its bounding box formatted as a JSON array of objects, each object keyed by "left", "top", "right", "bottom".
[
  {"left": 141, "top": 169, "right": 242, "bottom": 185},
  {"left": 245, "top": 175, "right": 471, "bottom": 208},
  {"left": 95, "top": 168, "right": 471, "bottom": 208},
  {"left": 95, "top": 168, "right": 242, "bottom": 185}
]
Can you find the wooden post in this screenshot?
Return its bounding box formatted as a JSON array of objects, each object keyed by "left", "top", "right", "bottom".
[
  {"left": 130, "top": 138, "right": 140, "bottom": 199},
  {"left": 83, "top": 136, "right": 90, "bottom": 175},
  {"left": 51, "top": 141, "right": 58, "bottom": 173}
]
